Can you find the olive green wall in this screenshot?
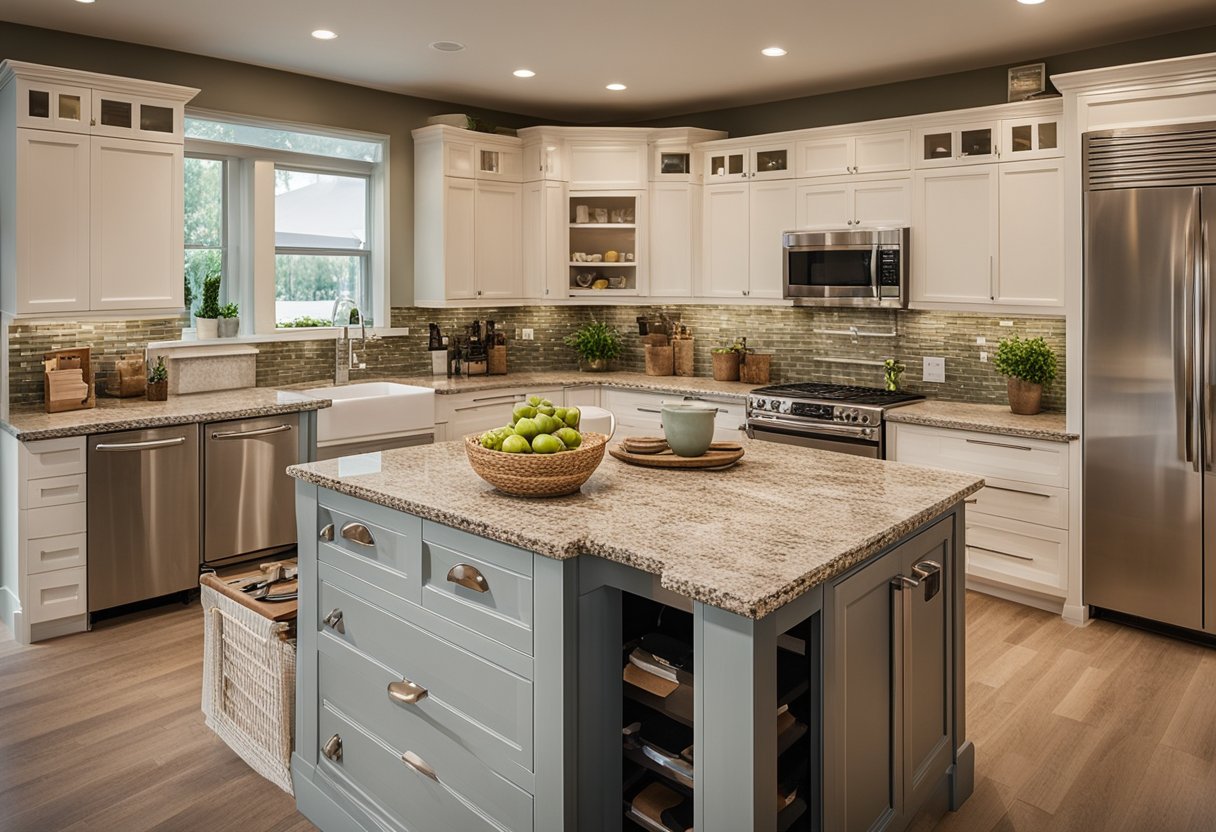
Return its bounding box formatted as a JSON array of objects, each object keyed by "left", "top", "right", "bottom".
[
  {"left": 0, "top": 21, "right": 537, "bottom": 307},
  {"left": 633, "top": 24, "right": 1216, "bottom": 136}
]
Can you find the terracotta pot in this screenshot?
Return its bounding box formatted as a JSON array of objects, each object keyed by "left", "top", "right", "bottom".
[
  {"left": 712, "top": 352, "right": 741, "bottom": 382},
  {"left": 1007, "top": 378, "right": 1042, "bottom": 415},
  {"left": 582, "top": 357, "right": 610, "bottom": 372},
  {"left": 146, "top": 380, "right": 168, "bottom": 402}
]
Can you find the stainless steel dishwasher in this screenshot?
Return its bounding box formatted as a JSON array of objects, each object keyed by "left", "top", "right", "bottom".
[
  {"left": 88, "top": 424, "right": 201, "bottom": 613},
  {"left": 203, "top": 413, "right": 299, "bottom": 567}
]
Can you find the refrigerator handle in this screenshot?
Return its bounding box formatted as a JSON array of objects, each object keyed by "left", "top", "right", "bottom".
[
  {"left": 1203, "top": 192, "right": 1213, "bottom": 472},
  {"left": 1180, "top": 210, "right": 1198, "bottom": 471}
]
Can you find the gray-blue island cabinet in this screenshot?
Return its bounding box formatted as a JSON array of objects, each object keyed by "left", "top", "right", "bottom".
[{"left": 286, "top": 439, "right": 982, "bottom": 832}]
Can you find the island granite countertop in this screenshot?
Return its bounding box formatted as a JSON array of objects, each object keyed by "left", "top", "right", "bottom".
[
  {"left": 885, "top": 400, "right": 1076, "bottom": 442},
  {"left": 288, "top": 437, "right": 982, "bottom": 619},
  {"left": 1, "top": 388, "right": 330, "bottom": 441}
]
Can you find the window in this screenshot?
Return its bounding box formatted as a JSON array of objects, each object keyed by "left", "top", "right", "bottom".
[
  {"left": 183, "top": 156, "right": 226, "bottom": 313},
  {"left": 274, "top": 168, "right": 370, "bottom": 326}
]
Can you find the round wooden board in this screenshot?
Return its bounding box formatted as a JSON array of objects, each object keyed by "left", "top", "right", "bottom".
[{"left": 608, "top": 442, "right": 745, "bottom": 470}]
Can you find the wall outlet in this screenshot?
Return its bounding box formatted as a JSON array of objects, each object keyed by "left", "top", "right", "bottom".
[
  {"left": 521, "top": 328, "right": 535, "bottom": 341},
  {"left": 999, "top": 320, "right": 1014, "bottom": 327},
  {"left": 923, "top": 356, "right": 946, "bottom": 383},
  {"left": 976, "top": 336, "right": 986, "bottom": 345},
  {"left": 980, "top": 351, "right": 988, "bottom": 363}
]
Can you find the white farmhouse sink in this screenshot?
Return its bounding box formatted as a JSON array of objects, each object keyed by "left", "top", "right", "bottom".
[{"left": 301, "top": 382, "right": 435, "bottom": 447}]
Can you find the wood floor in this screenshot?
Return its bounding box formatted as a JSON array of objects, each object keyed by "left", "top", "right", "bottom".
[{"left": 2, "top": 591, "right": 1215, "bottom": 831}]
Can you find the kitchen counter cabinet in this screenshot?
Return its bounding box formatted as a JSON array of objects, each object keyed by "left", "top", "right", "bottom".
[{"left": 288, "top": 442, "right": 979, "bottom": 831}]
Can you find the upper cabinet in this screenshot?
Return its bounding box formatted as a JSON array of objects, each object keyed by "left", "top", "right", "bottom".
[
  {"left": 1001, "top": 115, "right": 1062, "bottom": 161},
  {"left": 996, "top": 159, "right": 1064, "bottom": 307},
  {"left": 702, "top": 180, "right": 794, "bottom": 298},
  {"left": 703, "top": 140, "right": 796, "bottom": 182},
  {"left": 0, "top": 61, "right": 197, "bottom": 317},
  {"left": 915, "top": 120, "right": 1001, "bottom": 168},
  {"left": 443, "top": 135, "right": 523, "bottom": 182},
  {"left": 912, "top": 165, "right": 1000, "bottom": 304},
  {"left": 522, "top": 135, "right": 564, "bottom": 182},
  {"left": 796, "top": 177, "right": 911, "bottom": 229},
  {"left": 567, "top": 140, "right": 647, "bottom": 190},
  {"left": 796, "top": 131, "right": 911, "bottom": 178}
]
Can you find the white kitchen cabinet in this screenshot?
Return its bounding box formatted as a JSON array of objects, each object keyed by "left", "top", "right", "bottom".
[
  {"left": 704, "top": 141, "right": 795, "bottom": 182},
  {"left": 748, "top": 180, "right": 796, "bottom": 298},
  {"left": 796, "top": 131, "right": 910, "bottom": 178},
  {"left": 89, "top": 89, "right": 183, "bottom": 144},
  {"left": 649, "top": 182, "right": 699, "bottom": 297},
  {"left": 996, "top": 159, "right": 1064, "bottom": 307},
  {"left": 567, "top": 141, "right": 647, "bottom": 190},
  {"left": 473, "top": 180, "right": 523, "bottom": 299},
  {"left": 441, "top": 135, "right": 522, "bottom": 182},
  {"left": 15, "top": 79, "right": 91, "bottom": 133},
  {"left": 703, "top": 148, "right": 748, "bottom": 182},
  {"left": 912, "top": 165, "right": 999, "bottom": 304},
  {"left": 915, "top": 121, "right": 1001, "bottom": 168},
  {"left": 522, "top": 136, "right": 564, "bottom": 182},
  {"left": 702, "top": 183, "right": 752, "bottom": 297},
  {"left": 90, "top": 136, "right": 184, "bottom": 311},
  {"left": 434, "top": 387, "right": 564, "bottom": 441},
  {"left": 1001, "top": 116, "right": 1062, "bottom": 160},
  {"left": 523, "top": 180, "right": 568, "bottom": 300},
  {"left": 795, "top": 178, "right": 910, "bottom": 229},
  {"left": 441, "top": 177, "right": 477, "bottom": 300},
  {"left": 749, "top": 142, "right": 796, "bottom": 181},
  {"left": 600, "top": 388, "right": 745, "bottom": 441}
]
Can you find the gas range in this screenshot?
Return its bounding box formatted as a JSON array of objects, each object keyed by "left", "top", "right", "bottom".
[{"left": 745, "top": 382, "right": 924, "bottom": 458}]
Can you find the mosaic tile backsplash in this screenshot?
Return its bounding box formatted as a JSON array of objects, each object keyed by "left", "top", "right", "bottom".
[{"left": 7, "top": 305, "right": 1065, "bottom": 411}]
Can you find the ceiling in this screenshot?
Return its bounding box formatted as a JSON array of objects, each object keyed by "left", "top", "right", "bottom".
[{"left": 2, "top": 0, "right": 1216, "bottom": 122}]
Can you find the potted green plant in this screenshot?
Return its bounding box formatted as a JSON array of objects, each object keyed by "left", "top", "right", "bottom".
[
  {"left": 711, "top": 340, "right": 746, "bottom": 381},
  {"left": 195, "top": 273, "right": 222, "bottom": 340},
  {"left": 883, "top": 359, "right": 905, "bottom": 392},
  {"left": 564, "top": 319, "right": 622, "bottom": 372},
  {"left": 217, "top": 302, "right": 240, "bottom": 338},
  {"left": 993, "top": 336, "right": 1058, "bottom": 415},
  {"left": 146, "top": 356, "right": 169, "bottom": 401}
]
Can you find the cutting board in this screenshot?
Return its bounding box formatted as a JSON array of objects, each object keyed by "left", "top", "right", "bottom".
[{"left": 609, "top": 441, "right": 745, "bottom": 470}]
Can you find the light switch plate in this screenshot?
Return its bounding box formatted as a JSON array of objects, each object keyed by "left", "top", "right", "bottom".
[
  {"left": 923, "top": 356, "right": 946, "bottom": 383},
  {"left": 522, "top": 328, "right": 535, "bottom": 341}
]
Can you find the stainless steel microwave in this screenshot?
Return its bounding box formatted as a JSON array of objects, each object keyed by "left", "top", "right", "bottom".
[{"left": 783, "top": 227, "right": 910, "bottom": 308}]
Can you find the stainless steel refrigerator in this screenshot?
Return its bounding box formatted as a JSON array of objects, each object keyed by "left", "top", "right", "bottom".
[{"left": 1083, "top": 121, "right": 1216, "bottom": 632}]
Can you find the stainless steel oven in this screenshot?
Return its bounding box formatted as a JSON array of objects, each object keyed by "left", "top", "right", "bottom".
[{"left": 783, "top": 227, "right": 909, "bottom": 307}]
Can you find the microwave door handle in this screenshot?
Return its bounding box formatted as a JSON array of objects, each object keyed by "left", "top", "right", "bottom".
[{"left": 871, "top": 245, "right": 880, "bottom": 299}]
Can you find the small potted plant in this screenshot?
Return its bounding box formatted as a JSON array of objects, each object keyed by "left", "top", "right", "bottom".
[
  {"left": 146, "top": 356, "right": 169, "bottom": 401},
  {"left": 565, "top": 319, "right": 622, "bottom": 372},
  {"left": 217, "top": 302, "right": 240, "bottom": 338},
  {"left": 883, "top": 359, "right": 905, "bottom": 392},
  {"left": 993, "top": 336, "right": 1058, "bottom": 415},
  {"left": 195, "top": 273, "right": 222, "bottom": 340},
  {"left": 711, "top": 340, "right": 745, "bottom": 382}
]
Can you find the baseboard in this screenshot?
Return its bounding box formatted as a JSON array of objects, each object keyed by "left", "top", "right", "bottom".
[
  {"left": 29, "top": 614, "right": 88, "bottom": 643},
  {"left": 950, "top": 740, "right": 976, "bottom": 811},
  {"left": 1061, "top": 603, "right": 1092, "bottom": 626},
  {"left": 0, "top": 585, "right": 19, "bottom": 629},
  {"left": 966, "top": 577, "right": 1066, "bottom": 617}
]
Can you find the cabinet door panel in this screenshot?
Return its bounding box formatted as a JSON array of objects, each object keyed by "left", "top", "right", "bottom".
[
  {"left": 17, "top": 81, "right": 92, "bottom": 134},
  {"left": 853, "top": 178, "right": 911, "bottom": 227},
  {"left": 750, "top": 143, "right": 794, "bottom": 181},
  {"left": 997, "top": 160, "right": 1064, "bottom": 307},
  {"left": 89, "top": 91, "right": 182, "bottom": 143},
  {"left": 795, "top": 182, "right": 850, "bottom": 229},
  {"left": 567, "top": 142, "right": 646, "bottom": 189},
  {"left": 89, "top": 137, "right": 183, "bottom": 310},
  {"left": 15, "top": 129, "right": 91, "bottom": 314},
  {"left": 476, "top": 145, "right": 522, "bottom": 182},
  {"left": 796, "top": 137, "right": 852, "bottom": 178},
  {"left": 444, "top": 139, "right": 476, "bottom": 178},
  {"left": 913, "top": 166, "right": 998, "bottom": 303},
  {"left": 704, "top": 149, "right": 748, "bottom": 182},
  {"left": 855, "top": 131, "right": 911, "bottom": 173},
  {"left": 444, "top": 178, "right": 477, "bottom": 300},
  {"left": 649, "top": 183, "right": 696, "bottom": 297},
  {"left": 701, "top": 183, "right": 751, "bottom": 297},
  {"left": 748, "top": 181, "right": 796, "bottom": 298},
  {"left": 474, "top": 182, "right": 523, "bottom": 299}
]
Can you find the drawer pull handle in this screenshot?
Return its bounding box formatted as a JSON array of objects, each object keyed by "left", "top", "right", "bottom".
[
  {"left": 319, "top": 523, "right": 334, "bottom": 541},
  {"left": 447, "top": 563, "right": 489, "bottom": 593},
  {"left": 984, "top": 484, "right": 1052, "bottom": 499},
  {"left": 322, "top": 733, "right": 343, "bottom": 762},
  {"left": 401, "top": 750, "right": 439, "bottom": 781},
  {"left": 637, "top": 407, "right": 662, "bottom": 414},
  {"left": 322, "top": 608, "right": 345, "bottom": 634},
  {"left": 965, "top": 498, "right": 978, "bottom": 504},
  {"left": 340, "top": 522, "right": 375, "bottom": 546},
  {"left": 965, "top": 438, "right": 1034, "bottom": 452},
  {"left": 388, "top": 678, "right": 429, "bottom": 705},
  {"left": 968, "top": 543, "right": 1034, "bottom": 562}
]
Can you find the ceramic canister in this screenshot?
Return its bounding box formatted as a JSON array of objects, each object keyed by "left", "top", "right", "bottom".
[{"left": 660, "top": 403, "right": 716, "bottom": 457}]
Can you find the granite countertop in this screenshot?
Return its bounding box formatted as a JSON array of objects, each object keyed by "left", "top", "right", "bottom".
[
  {"left": 357, "top": 371, "right": 758, "bottom": 401},
  {"left": 885, "top": 400, "right": 1076, "bottom": 442},
  {"left": 288, "top": 438, "right": 982, "bottom": 619},
  {"left": 1, "top": 388, "right": 331, "bottom": 441}
]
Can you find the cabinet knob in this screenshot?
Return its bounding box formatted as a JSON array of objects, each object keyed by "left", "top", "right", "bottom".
[
  {"left": 447, "top": 563, "right": 490, "bottom": 593},
  {"left": 388, "top": 677, "right": 429, "bottom": 705},
  {"left": 322, "top": 733, "right": 343, "bottom": 762},
  {"left": 322, "top": 608, "right": 345, "bottom": 634}
]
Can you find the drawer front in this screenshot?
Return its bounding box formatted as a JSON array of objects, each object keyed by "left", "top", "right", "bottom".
[
  {"left": 22, "top": 473, "right": 86, "bottom": 510},
  {"left": 892, "top": 423, "right": 1068, "bottom": 487},
  {"left": 25, "top": 502, "right": 87, "bottom": 539},
  {"left": 421, "top": 522, "right": 533, "bottom": 655},
  {"left": 27, "top": 566, "right": 87, "bottom": 623},
  {"left": 21, "top": 437, "right": 87, "bottom": 479},
  {"left": 26, "top": 532, "right": 87, "bottom": 574},
  {"left": 317, "top": 502, "right": 420, "bottom": 604},
  {"left": 318, "top": 576, "right": 534, "bottom": 777},
  {"left": 967, "top": 477, "right": 1068, "bottom": 529},
  {"left": 318, "top": 702, "right": 530, "bottom": 832},
  {"left": 966, "top": 514, "right": 1067, "bottom": 594}
]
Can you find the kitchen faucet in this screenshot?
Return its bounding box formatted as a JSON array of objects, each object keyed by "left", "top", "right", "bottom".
[{"left": 331, "top": 295, "right": 378, "bottom": 382}]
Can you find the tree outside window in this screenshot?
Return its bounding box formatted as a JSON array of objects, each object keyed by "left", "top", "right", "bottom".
[{"left": 183, "top": 156, "right": 225, "bottom": 314}]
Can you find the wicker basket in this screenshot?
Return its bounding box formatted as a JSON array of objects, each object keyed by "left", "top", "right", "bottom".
[
  {"left": 201, "top": 583, "right": 296, "bottom": 794},
  {"left": 465, "top": 431, "right": 608, "bottom": 497}
]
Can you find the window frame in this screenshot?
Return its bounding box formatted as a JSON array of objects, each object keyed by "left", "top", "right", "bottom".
[{"left": 183, "top": 153, "right": 232, "bottom": 312}]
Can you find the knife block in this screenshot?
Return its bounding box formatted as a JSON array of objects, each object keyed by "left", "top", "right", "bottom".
[{"left": 43, "top": 348, "right": 96, "bottom": 414}]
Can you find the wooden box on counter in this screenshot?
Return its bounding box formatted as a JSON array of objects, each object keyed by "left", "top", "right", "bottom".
[{"left": 43, "top": 348, "right": 96, "bottom": 414}]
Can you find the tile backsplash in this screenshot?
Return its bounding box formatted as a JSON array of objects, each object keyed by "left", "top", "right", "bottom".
[{"left": 7, "top": 305, "right": 1065, "bottom": 411}]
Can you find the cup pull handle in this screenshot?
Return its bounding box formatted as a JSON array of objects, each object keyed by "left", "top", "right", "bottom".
[
  {"left": 447, "top": 564, "right": 489, "bottom": 593},
  {"left": 402, "top": 750, "right": 439, "bottom": 781},
  {"left": 322, "top": 608, "right": 345, "bottom": 634},
  {"left": 388, "top": 678, "right": 429, "bottom": 705},
  {"left": 340, "top": 522, "right": 375, "bottom": 546},
  {"left": 319, "top": 523, "right": 334, "bottom": 541},
  {"left": 322, "top": 733, "right": 342, "bottom": 762}
]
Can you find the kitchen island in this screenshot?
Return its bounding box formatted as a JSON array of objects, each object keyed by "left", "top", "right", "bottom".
[{"left": 287, "top": 439, "right": 983, "bottom": 832}]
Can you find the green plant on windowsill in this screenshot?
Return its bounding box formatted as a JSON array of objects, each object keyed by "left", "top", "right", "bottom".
[
  {"left": 564, "top": 319, "right": 622, "bottom": 371},
  {"left": 218, "top": 302, "right": 239, "bottom": 319},
  {"left": 196, "top": 273, "right": 222, "bottom": 319},
  {"left": 278, "top": 315, "right": 333, "bottom": 328}
]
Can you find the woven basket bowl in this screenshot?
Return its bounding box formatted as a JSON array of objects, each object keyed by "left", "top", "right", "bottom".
[{"left": 464, "top": 431, "right": 609, "bottom": 498}]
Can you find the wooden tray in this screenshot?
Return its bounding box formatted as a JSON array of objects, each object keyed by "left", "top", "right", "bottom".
[{"left": 609, "top": 441, "right": 744, "bottom": 470}]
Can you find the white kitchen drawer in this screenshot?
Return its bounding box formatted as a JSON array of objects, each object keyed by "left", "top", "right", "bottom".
[
  {"left": 966, "top": 514, "right": 1067, "bottom": 595},
  {"left": 890, "top": 423, "right": 1068, "bottom": 488},
  {"left": 600, "top": 389, "right": 664, "bottom": 432},
  {"left": 27, "top": 566, "right": 87, "bottom": 623},
  {"left": 20, "top": 436, "right": 87, "bottom": 480},
  {"left": 25, "top": 532, "right": 87, "bottom": 575},
  {"left": 21, "top": 473, "right": 86, "bottom": 510},
  {"left": 966, "top": 476, "right": 1068, "bottom": 530},
  {"left": 563, "top": 386, "right": 601, "bottom": 408},
  {"left": 24, "top": 502, "right": 87, "bottom": 539}
]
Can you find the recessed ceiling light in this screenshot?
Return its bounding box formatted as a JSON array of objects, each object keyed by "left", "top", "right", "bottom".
[
  {"left": 1016, "top": 0, "right": 1045, "bottom": 4},
  {"left": 430, "top": 41, "right": 466, "bottom": 52},
  {"left": 311, "top": 29, "right": 337, "bottom": 40},
  {"left": 75, "top": 0, "right": 96, "bottom": 4},
  {"left": 606, "top": 83, "right": 627, "bottom": 91},
  {"left": 761, "top": 46, "right": 787, "bottom": 57},
  {"left": 513, "top": 69, "right": 536, "bottom": 78}
]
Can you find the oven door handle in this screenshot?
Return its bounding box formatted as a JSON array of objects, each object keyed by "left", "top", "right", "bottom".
[{"left": 749, "top": 416, "right": 876, "bottom": 438}]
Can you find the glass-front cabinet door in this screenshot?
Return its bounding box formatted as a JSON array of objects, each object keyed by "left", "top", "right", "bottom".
[
  {"left": 16, "top": 80, "right": 92, "bottom": 133},
  {"left": 705, "top": 149, "right": 747, "bottom": 182},
  {"left": 1001, "top": 116, "right": 1062, "bottom": 160},
  {"left": 89, "top": 91, "right": 183, "bottom": 143},
  {"left": 915, "top": 122, "right": 1000, "bottom": 167},
  {"left": 750, "top": 142, "right": 794, "bottom": 180}
]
